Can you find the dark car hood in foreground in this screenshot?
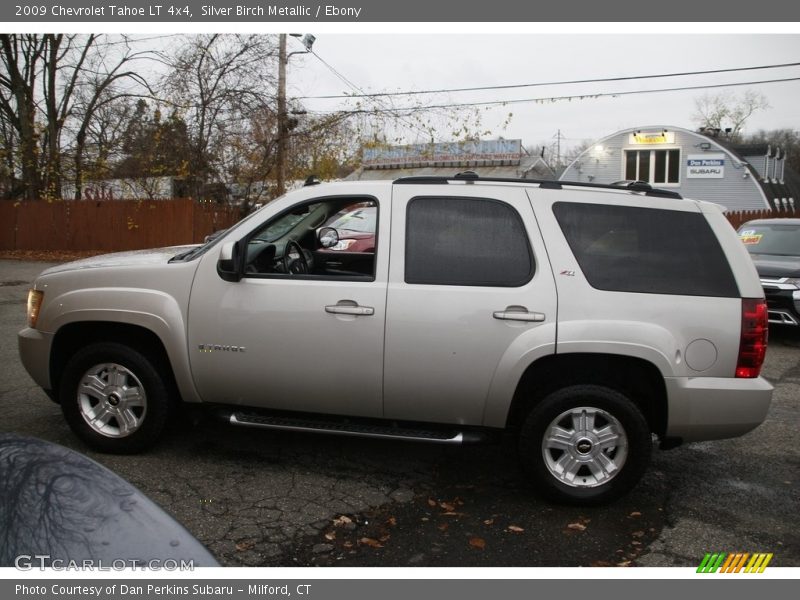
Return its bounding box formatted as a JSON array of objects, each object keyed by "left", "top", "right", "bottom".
[
  {"left": 0, "top": 433, "right": 218, "bottom": 567},
  {"left": 748, "top": 253, "right": 800, "bottom": 279}
]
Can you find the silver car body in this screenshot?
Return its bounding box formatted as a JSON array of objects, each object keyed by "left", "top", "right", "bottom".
[{"left": 18, "top": 180, "right": 772, "bottom": 443}]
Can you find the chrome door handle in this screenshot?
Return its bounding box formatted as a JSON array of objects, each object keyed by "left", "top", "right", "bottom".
[
  {"left": 493, "top": 308, "right": 545, "bottom": 322},
  {"left": 325, "top": 304, "right": 375, "bottom": 316}
]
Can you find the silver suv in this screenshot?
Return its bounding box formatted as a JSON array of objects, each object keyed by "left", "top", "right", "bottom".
[{"left": 18, "top": 173, "right": 773, "bottom": 504}]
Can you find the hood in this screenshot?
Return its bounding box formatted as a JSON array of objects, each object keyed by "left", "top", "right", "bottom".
[
  {"left": 40, "top": 245, "right": 198, "bottom": 276},
  {"left": 748, "top": 253, "right": 800, "bottom": 279}
]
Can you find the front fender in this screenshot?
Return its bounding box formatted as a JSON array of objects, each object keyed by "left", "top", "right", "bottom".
[{"left": 42, "top": 288, "right": 201, "bottom": 404}]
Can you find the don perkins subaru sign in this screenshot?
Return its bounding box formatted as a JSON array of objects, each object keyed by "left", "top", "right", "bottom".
[{"left": 687, "top": 153, "right": 725, "bottom": 178}]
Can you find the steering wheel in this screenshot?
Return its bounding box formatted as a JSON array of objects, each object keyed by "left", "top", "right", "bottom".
[
  {"left": 246, "top": 243, "right": 276, "bottom": 274},
  {"left": 283, "top": 240, "right": 310, "bottom": 274}
]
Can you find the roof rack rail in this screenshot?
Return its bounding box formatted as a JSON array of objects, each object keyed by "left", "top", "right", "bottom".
[{"left": 393, "top": 172, "right": 683, "bottom": 200}]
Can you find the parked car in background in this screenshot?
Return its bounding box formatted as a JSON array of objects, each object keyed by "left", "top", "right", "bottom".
[
  {"left": 318, "top": 204, "right": 376, "bottom": 253},
  {"left": 738, "top": 218, "right": 800, "bottom": 326}
]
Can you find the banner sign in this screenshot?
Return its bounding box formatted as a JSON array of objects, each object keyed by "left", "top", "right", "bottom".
[{"left": 363, "top": 139, "right": 522, "bottom": 169}]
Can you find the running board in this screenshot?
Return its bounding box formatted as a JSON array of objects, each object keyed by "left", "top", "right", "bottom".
[{"left": 226, "top": 411, "right": 485, "bottom": 444}]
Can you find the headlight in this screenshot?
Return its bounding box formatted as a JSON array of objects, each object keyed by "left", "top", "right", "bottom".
[
  {"left": 26, "top": 289, "right": 44, "bottom": 329},
  {"left": 330, "top": 239, "right": 357, "bottom": 251}
]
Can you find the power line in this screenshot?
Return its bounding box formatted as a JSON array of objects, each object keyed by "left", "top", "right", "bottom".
[
  {"left": 305, "top": 76, "right": 800, "bottom": 116},
  {"left": 299, "top": 61, "right": 800, "bottom": 100},
  {"left": 307, "top": 47, "right": 440, "bottom": 142}
]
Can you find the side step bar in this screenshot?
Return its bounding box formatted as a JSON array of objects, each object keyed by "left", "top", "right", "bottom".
[{"left": 225, "top": 411, "right": 486, "bottom": 445}]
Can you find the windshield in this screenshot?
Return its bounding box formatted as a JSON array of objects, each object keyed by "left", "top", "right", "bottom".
[{"left": 739, "top": 224, "right": 800, "bottom": 256}]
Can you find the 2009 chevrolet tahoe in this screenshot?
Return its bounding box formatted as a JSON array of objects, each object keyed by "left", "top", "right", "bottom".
[{"left": 18, "top": 173, "right": 773, "bottom": 504}]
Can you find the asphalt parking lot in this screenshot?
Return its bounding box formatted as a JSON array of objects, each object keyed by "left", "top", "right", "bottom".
[{"left": 1, "top": 258, "right": 798, "bottom": 568}]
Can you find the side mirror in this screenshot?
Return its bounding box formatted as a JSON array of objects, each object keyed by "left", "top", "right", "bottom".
[
  {"left": 318, "top": 227, "right": 339, "bottom": 249},
  {"left": 217, "top": 241, "right": 243, "bottom": 282}
]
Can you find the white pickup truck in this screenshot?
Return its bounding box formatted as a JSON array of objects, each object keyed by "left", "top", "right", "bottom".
[{"left": 19, "top": 173, "right": 773, "bottom": 504}]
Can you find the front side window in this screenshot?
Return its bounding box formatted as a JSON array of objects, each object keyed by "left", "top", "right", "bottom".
[
  {"left": 405, "top": 196, "right": 534, "bottom": 287},
  {"left": 553, "top": 202, "right": 738, "bottom": 298},
  {"left": 244, "top": 197, "right": 377, "bottom": 279},
  {"left": 624, "top": 149, "right": 680, "bottom": 184}
]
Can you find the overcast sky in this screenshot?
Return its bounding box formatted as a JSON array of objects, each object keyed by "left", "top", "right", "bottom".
[{"left": 282, "top": 33, "right": 800, "bottom": 153}]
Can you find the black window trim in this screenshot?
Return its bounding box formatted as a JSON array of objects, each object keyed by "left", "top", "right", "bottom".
[{"left": 404, "top": 195, "right": 536, "bottom": 288}]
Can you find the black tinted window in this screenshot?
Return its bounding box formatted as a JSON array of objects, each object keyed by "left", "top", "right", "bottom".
[
  {"left": 553, "top": 202, "right": 738, "bottom": 297},
  {"left": 406, "top": 197, "right": 534, "bottom": 286}
]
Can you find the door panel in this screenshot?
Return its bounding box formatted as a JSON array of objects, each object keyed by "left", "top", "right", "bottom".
[
  {"left": 383, "top": 185, "right": 558, "bottom": 425},
  {"left": 187, "top": 194, "right": 389, "bottom": 417}
]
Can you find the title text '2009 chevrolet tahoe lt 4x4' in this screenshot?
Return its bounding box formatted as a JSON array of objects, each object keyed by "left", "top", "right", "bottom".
[{"left": 19, "top": 173, "right": 772, "bottom": 504}]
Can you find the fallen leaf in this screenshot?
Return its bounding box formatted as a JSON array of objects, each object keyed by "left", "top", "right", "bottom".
[
  {"left": 333, "top": 515, "right": 352, "bottom": 527},
  {"left": 439, "top": 502, "right": 456, "bottom": 511},
  {"left": 386, "top": 517, "right": 397, "bottom": 527},
  {"left": 324, "top": 532, "right": 336, "bottom": 541},
  {"left": 469, "top": 537, "right": 486, "bottom": 550},
  {"left": 235, "top": 540, "right": 256, "bottom": 552},
  {"left": 483, "top": 519, "right": 495, "bottom": 526},
  {"left": 427, "top": 498, "right": 437, "bottom": 507},
  {"left": 507, "top": 525, "right": 525, "bottom": 533},
  {"left": 441, "top": 512, "right": 464, "bottom": 517},
  {"left": 359, "top": 537, "right": 384, "bottom": 548},
  {"left": 631, "top": 530, "right": 645, "bottom": 538},
  {"left": 590, "top": 560, "right": 614, "bottom": 567},
  {"left": 567, "top": 522, "right": 587, "bottom": 531},
  {"left": 629, "top": 511, "right": 642, "bottom": 518},
  {"left": 343, "top": 541, "right": 353, "bottom": 549},
  {"left": 617, "top": 560, "right": 632, "bottom": 567}
]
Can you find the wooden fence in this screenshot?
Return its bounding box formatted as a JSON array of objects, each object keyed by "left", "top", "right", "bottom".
[
  {"left": 0, "top": 198, "right": 240, "bottom": 252},
  {"left": 0, "top": 198, "right": 795, "bottom": 253}
]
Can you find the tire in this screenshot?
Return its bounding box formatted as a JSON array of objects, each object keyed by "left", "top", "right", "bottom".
[
  {"left": 59, "top": 342, "right": 172, "bottom": 454},
  {"left": 518, "top": 384, "right": 652, "bottom": 505}
]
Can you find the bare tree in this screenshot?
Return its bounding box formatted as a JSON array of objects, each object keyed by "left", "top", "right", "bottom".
[
  {"left": 0, "top": 34, "right": 154, "bottom": 200},
  {"left": 693, "top": 90, "right": 770, "bottom": 140},
  {"left": 161, "top": 34, "right": 279, "bottom": 189}
]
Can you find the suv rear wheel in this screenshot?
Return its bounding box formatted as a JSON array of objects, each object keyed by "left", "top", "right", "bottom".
[
  {"left": 519, "top": 384, "right": 651, "bottom": 505},
  {"left": 60, "top": 342, "right": 171, "bottom": 454}
]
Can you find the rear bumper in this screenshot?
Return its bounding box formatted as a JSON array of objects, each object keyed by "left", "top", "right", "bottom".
[
  {"left": 18, "top": 327, "right": 54, "bottom": 390},
  {"left": 665, "top": 376, "right": 773, "bottom": 442}
]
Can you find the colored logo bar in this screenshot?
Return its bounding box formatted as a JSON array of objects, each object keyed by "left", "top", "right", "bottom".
[{"left": 697, "top": 552, "right": 773, "bottom": 573}]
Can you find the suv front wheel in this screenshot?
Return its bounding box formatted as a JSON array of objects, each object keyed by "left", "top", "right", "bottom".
[
  {"left": 59, "top": 342, "right": 172, "bottom": 454},
  {"left": 519, "top": 384, "right": 652, "bottom": 505}
]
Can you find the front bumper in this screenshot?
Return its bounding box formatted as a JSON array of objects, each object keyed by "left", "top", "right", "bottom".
[
  {"left": 18, "top": 327, "right": 54, "bottom": 390},
  {"left": 665, "top": 376, "right": 773, "bottom": 443},
  {"left": 761, "top": 279, "right": 800, "bottom": 325}
]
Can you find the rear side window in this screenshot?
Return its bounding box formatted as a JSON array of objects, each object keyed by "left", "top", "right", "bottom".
[
  {"left": 553, "top": 202, "right": 738, "bottom": 297},
  {"left": 406, "top": 197, "right": 534, "bottom": 286}
]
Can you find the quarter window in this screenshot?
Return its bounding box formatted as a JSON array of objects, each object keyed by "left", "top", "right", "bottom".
[
  {"left": 553, "top": 202, "right": 738, "bottom": 298},
  {"left": 405, "top": 197, "right": 534, "bottom": 287},
  {"left": 625, "top": 149, "right": 680, "bottom": 184}
]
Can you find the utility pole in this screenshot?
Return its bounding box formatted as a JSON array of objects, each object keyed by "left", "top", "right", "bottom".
[{"left": 276, "top": 33, "right": 288, "bottom": 197}]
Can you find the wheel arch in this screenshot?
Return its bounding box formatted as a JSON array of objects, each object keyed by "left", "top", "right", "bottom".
[
  {"left": 50, "top": 321, "right": 184, "bottom": 405},
  {"left": 503, "top": 353, "right": 668, "bottom": 438}
]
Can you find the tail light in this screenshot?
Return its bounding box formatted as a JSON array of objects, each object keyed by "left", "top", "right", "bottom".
[{"left": 736, "top": 298, "right": 768, "bottom": 378}]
